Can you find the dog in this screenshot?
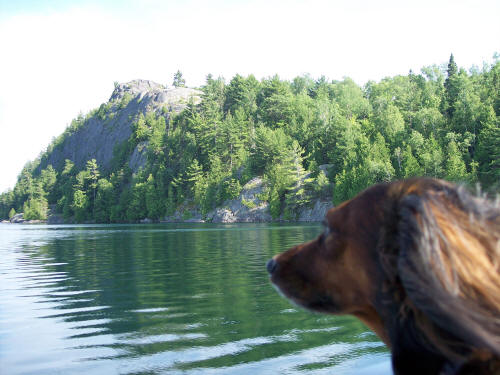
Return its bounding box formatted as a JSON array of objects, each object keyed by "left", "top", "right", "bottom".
[{"left": 267, "top": 178, "right": 500, "bottom": 374}]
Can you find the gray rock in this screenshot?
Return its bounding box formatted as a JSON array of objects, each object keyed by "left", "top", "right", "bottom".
[
  {"left": 207, "top": 177, "right": 272, "bottom": 223},
  {"left": 208, "top": 209, "right": 237, "bottom": 223},
  {"left": 109, "top": 80, "right": 163, "bottom": 101},
  {"left": 319, "top": 164, "right": 334, "bottom": 178},
  {"left": 162, "top": 206, "right": 204, "bottom": 223},
  {"left": 129, "top": 141, "right": 148, "bottom": 172},
  {"left": 10, "top": 213, "right": 25, "bottom": 223},
  {"left": 37, "top": 80, "right": 202, "bottom": 175},
  {"left": 297, "top": 199, "right": 332, "bottom": 222},
  {"left": 184, "top": 217, "right": 205, "bottom": 223}
]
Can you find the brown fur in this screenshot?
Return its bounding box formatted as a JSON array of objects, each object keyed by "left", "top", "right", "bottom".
[{"left": 268, "top": 178, "right": 500, "bottom": 374}]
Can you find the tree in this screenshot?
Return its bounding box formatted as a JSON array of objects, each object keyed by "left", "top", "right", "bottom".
[
  {"left": 476, "top": 123, "right": 500, "bottom": 188},
  {"left": 40, "top": 165, "right": 57, "bottom": 200},
  {"left": 442, "top": 53, "right": 459, "bottom": 118},
  {"left": 23, "top": 197, "right": 48, "bottom": 220},
  {"left": 184, "top": 159, "right": 203, "bottom": 198},
  {"left": 420, "top": 136, "right": 444, "bottom": 178},
  {"left": 85, "top": 159, "right": 100, "bottom": 217},
  {"left": 173, "top": 70, "right": 186, "bottom": 88},
  {"left": 95, "top": 178, "right": 113, "bottom": 223},
  {"left": 8, "top": 208, "right": 16, "bottom": 219},
  {"left": 133, "top": 113, "right": 150, "bottom": 141},
  {"left": 72, "top": 189, "right": 88, "bottom": 222},
  {"left": 445, "top": 139, "right": 468, "bottom": 182},
  {"left": 165, "top": 184, "right": 176, "bottom": 216},
  {"left": 402, "top": 146, "right": 423, "bottom": 178},
  {"left": 145, "top": 174, "right": 163, "bottom": 220},
  {"left": 127, "top": 182, "right": 147, "bottom": 221}
]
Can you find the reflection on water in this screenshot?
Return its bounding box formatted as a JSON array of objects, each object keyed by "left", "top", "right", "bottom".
[{"left": 0, "top": 223, "right": 391, "bottom": 374}]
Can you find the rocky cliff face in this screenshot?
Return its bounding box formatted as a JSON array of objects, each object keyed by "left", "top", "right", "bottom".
[{"left": 38, "top": 80, "right": 201, "bottom": 173}]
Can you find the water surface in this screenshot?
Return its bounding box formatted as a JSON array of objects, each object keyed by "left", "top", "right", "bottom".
[{"left": 0, "top": 223, "right": 391, "bottom": 374}]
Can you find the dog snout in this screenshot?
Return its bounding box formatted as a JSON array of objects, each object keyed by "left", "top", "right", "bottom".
[{"left": 266, "top": 258, "right": 278, "bottom": 274}]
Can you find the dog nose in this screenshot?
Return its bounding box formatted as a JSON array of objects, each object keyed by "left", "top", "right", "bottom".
[{"left": 266, "top": 258, "right": 277, "bottom": 274}]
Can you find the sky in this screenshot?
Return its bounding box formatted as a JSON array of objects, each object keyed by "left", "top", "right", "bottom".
[{"left": 0, "top": 0, "right": 499, "bottom": 193}]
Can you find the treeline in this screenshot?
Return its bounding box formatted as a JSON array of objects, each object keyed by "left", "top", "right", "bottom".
[{"left": 1, "top": 55, "right": 499, "bottom": 222}]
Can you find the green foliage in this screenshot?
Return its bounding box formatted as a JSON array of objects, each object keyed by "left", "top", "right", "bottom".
[
  {"left": 23, "top": 197, "right": 48, "bottom": 220},
  {"left": 145, "top": 174, "right": 163, "bottom": 219},
  {"left": 95, "top": 178, "right": 113, "bottom": 223},
  {"left": 173, "top": 70, "right": 186, "bottom": 88},
  {"left": 445, "top": 139, "right": 468, "bottom": 182},
  {"left": 118, "top": 93, "right": 133, "bottom": 109},
  {"left": 2, "top": 56, "right": 499, "bottom": 222},
  {"left": 8, "top": 208, "right": 16, "bottom": 219},
  {"left": 241, "top": 198, "right": 257, "bottom": 209}
]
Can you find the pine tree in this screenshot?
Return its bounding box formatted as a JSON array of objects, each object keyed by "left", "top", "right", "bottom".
[
  {"left": 184, "top": 159, "right": 203, "bottom": 198},
  {"left": 173, "top": 70, "right": 186, "bottom": 88},
  {"left": 476, "top": 124, "right": 500, "bottom": 188},
  {"left": 443, "top": 53, "right": 459, "bottom": 118}
]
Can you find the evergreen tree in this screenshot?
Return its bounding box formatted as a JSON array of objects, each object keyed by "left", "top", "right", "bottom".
[
  {"left": 445, "top": 139, "right": 468, "bottom": 182},
  {"left": 476, "top": 124, "right": 500, "bottom": 188},
  {"left": 85, "top": 159, "right": 100, "bottom": 217},
  {"left": 184, "top": 159, "right": 203, "bottom": 198},
  {"left": 145, "top": 174, "right": 163, "bottom": 220},
  {"left": 442, "top": 53, "right": 460, "bottom": 118},
  {"left": 173, "top": 70, "right": 186, "bottom": 88},
  {"left": 402, "top": 146, "right": 423, "bottom": 178}
]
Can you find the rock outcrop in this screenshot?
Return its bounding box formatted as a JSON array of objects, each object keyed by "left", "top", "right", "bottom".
[
  {"left": 297, "top": 200, "right": 332, "bottom": 222},
  {"left": 37, "top": 80, "right": 201, "bottom": 174},
  {"left": 162, "top": 177, "right": 332, "bottom": 223},
  {"left": 9, "top": 213, "right": 25, "bottom": 223},
  {"left": 207, "top": 177, "right": 272, "bottom": 223}
]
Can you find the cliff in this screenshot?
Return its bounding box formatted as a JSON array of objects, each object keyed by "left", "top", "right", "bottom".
[{"left": 37, "top": 80, "right": 201, "bottom": 174}]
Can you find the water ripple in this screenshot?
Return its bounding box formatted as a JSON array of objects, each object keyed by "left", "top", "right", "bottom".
[{"left": 0, "top": 223, "right": 391, "bottom": 375}]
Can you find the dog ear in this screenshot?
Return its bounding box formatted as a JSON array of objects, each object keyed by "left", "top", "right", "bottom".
[{"left": 396, "top": 188, "right": 500, "bottom": 359}]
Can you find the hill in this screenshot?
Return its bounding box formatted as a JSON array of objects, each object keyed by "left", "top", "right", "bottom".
[{"left": 1, "top": 57, "right": 499, "bottom": 223}]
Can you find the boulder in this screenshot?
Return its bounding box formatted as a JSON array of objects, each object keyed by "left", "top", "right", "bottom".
[
  {"left": 207, "top": 177, "right": 272, "bottom": 223},
  {"left": 10, "top": 213, "right": 25, "bottom": 223}
]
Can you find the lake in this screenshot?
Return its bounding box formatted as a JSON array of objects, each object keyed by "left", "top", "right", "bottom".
[{"left": 0, "top": 223, "right": 391, "bottom": 374}]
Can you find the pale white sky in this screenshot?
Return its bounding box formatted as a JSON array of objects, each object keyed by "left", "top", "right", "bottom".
[{"left": 0, "top": 0, "right": 499, "bottom": 193}]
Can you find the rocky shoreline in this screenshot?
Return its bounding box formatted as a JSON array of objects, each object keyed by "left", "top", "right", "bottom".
[{"left": 4, "top": 177, "right": 332, "bottom": 225}]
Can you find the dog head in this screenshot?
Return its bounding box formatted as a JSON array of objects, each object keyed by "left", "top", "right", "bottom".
[
  {"left": 267, "top": 178, "right": 500, "bottom": 373},
  {"left": 267, "top": 182, "right": 392, "bottom": 341}
]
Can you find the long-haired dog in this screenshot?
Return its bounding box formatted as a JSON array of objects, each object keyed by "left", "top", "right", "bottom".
[{"left": 267, "top": 178, "right": 500, "bottom": 374}]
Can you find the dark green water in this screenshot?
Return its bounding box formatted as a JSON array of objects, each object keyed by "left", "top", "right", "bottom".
[{"left": 0, "top": 223, "right": 391, "bottom": 374}]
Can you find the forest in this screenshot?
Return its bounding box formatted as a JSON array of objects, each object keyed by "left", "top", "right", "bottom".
[{"left": 1, "top": 55, "right": 499, "bottom": 223}]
